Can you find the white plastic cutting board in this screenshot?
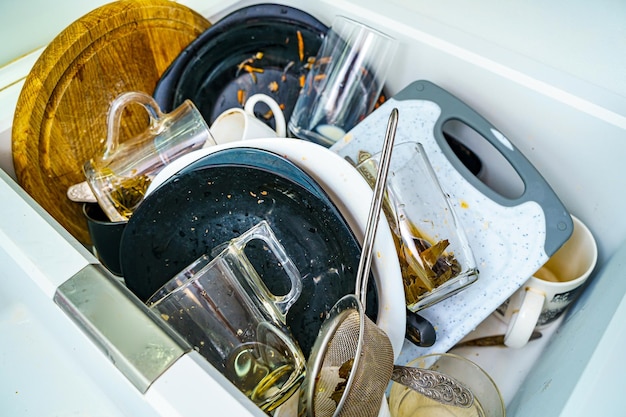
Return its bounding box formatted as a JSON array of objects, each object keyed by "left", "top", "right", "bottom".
[{"left": 332, "top": 80, "right": 573, "bottom": 359}]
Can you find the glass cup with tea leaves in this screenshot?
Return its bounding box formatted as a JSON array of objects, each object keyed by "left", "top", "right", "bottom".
[
  {"left": 83, "top": 91, "right": 214, "bottom": 222},
  {"left": 355, "top": 141, "right": 479, "bottom": 311}
]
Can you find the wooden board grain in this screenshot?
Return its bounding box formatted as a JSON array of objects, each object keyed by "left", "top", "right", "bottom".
[{"left": 12, "top": 0, "right": 210, "bottom": 245}]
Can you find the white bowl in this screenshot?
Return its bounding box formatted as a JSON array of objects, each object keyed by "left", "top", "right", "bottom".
[{"left": 147, "top": 138, "right": 406, "bottom": 358}]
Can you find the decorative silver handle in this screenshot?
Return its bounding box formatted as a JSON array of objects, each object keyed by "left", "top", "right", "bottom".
[{"left": 391, "top": 365, "right": 475, "bottom": 408}]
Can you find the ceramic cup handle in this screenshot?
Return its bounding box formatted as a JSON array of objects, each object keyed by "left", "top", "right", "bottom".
[
  {"left": 244, "top": 93, "right": 287, "bottom": 137},
  {"left": 503, "top": 287, "right": 545, "bottom": 348}
]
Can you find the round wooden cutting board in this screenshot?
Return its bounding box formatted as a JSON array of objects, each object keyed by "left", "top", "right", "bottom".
[{"left": 12, "top": 0, "right": 210, "bottom": 245}]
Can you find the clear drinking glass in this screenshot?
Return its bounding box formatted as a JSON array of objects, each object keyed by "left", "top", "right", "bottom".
[
  {"left": 288, "top": 15, "right": 397, "bottom": 147},
  {"left": 356, "top": 141, "right": 479, "bottom": 311}
]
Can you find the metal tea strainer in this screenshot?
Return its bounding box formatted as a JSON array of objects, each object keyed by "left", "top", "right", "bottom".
[
  {"left": 299, "top": 109, "right": 399, "bottom": 417},
  {"left": 299, "top": 109, "right": 475, "bottom": 417}
]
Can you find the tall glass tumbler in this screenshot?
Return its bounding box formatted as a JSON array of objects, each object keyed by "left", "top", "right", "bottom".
[
  {"left": 356, "top": 142, "right": 479, "bottom": 311},
  {"left": 288, "top": 16, "right": 397, "bottom": 147}
]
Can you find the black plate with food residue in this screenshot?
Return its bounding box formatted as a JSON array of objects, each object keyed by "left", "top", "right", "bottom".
[
  {"left": 153, "top": 4, "right": 328, "bottom": 132},
  {"left": 120, "top": 147, "right": 378, "bottom": 356}
]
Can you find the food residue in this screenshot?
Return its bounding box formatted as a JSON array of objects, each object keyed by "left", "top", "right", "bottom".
[
  {"left": 237, "top": 89, "right": 246, "bottom": 106},
  {"left": 237, "top": 52, "right": 264, "bottom": 71},
  {"left": 297, "top": 30, "right": 304, "bottom": 61},
  {"left": 331, "top": 358, "right": 354, "bottom": 405},
  {"left": 281, "top": 61, "right": 295, "bottom": 82},
  {"left": 108, "top": 173, "right": 152, "bottom": 219}
]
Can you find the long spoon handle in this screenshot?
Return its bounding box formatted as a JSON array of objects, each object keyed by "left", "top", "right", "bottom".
[
  {"left": 391, "top": 365, "right": 475, "bottom": 408},
  {"left": 355, "top": 108, "right": 399, "bottom": 306}
]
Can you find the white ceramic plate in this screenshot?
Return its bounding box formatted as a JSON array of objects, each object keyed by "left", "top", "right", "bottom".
[{"left": 147, "top": 138, "right": 406, "bottom": 358}]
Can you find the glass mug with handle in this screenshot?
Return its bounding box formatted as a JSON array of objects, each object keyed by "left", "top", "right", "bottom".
[
  {"left": 83, "top": 91, "right": 214, "bottom": 222},
  {"left": 146, "top": 220, "right": 305, "bottom": 412}
]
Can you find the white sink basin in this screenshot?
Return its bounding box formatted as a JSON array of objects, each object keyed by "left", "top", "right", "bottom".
[{"left": 1, "top": 1, "right": 625, "bottom": 416}]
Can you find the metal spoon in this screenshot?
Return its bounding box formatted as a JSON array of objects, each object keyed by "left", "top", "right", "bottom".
[{"left": 391, "top": 365, "right": 474, "bottom": 408}]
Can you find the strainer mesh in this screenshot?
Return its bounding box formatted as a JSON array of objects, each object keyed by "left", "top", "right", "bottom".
[{"left": 313, "top": 310, "right": 394, "bottom": 417}]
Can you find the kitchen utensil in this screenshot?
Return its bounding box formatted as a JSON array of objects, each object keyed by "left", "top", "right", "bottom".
[
  {"left": 153, "top": 3, "right": 327, "bottom": 133},
  {"left": 496, "top": 215, "right": 597, "bottom": 348},
  {"left": 389, "top": 353, "right": 504, "bottom": 417},
  {"left": 146, "top": 221, "right": 305, "bottom": 412},
  {"left": 331, "top": 80, "right": 573, "bottom": 359},
  {"left": 82, "top": 203, "right": 126, "bottom": 276},
  {"left": 83, "top": 91, "right": 213, "bottom": 222},
  {"left": 11, "top": 0, "right": 210, "bottom": 245},
  {"left": 141, "top": 138, "right": 407, "bottom": 358},
  {"left": 120, "top": 148, "right": 379, "bottom": 357},
  {"left": 452, "top": 331, "right": 542, "bottom": 349},
  {"left": 405, "top": 310, "right": 436, "bottom": 347},
  {"left": 300, "top": 108, "right": 399, "bottom": 417},
  {"left": 390, "top": 365, "right": 473, "bottom": 408},
  {"left": 302, "top": 110, "right": 470, "bottom": 416}
]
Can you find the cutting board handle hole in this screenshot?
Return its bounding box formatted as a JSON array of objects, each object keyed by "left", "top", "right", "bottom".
[{"left": 442, "top": 120, "right": 525, "bottom": 200}]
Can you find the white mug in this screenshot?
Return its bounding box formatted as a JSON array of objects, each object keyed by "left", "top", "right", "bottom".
[
  {"left": 210, "top": 93, "right": 286, "bottom": 144},
  {"left": 496, "top": 215, "right": 598, "bottom": 348}
]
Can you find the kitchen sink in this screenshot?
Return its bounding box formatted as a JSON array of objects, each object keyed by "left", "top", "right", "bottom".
[{"left": 1, "top": 1, "right": 624, "bottom": 416}]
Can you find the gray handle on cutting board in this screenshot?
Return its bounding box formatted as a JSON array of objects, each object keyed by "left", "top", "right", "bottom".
[{"left": 394, "top": 80, "right": 572, "bottom": 257}]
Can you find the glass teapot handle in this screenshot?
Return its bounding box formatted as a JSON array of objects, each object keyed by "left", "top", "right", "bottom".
[
  {"left": 104, "top": 91, "right": 164, "bottom": 159},
  {"left": 212, "top": 220, "right": 303, "bottom": 324}
]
